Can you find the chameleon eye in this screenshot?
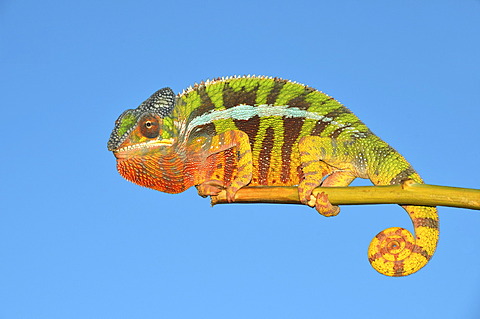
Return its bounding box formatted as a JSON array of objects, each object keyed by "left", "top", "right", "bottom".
[{"left": 139, "top": 115, "right": 160, "bottom": 138}]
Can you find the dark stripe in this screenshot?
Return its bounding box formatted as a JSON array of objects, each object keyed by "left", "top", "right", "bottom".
[
  {"left": 266, "top": 79, "right": 287, "bottom": 105},
  {"left": 222, "top": 82, "right": 259, "bottom": 109},
  {"left": 310, "top": 108, "right": 344, "bottom": 136},
  {"left": 413, "top": 217, "right": 439, "bottom": 229},
  {"left": 329, "top": 120, "right": 362, "bottom": 139},
  {"left": 311, "top": 120, "right": 329, "bottom": 136},
  {"left": 329, "top": 124, "right": 351, "bottom": 139},
  {"left": 258, "top": 127, "right": 275, "bottom": 185},
  {"left": 412, "top": 245, "right": 432, "bottom": 260},
  {"left": 199, "top": 85, "right": 215, "bottom": 108},
  {"left": 186, "top": 86, "right": 216, "bottom": 122},
  {"left": 325, "top": 106, "right": 352, "bottom": 117},
  {"left": 286, "top": 88, "right": 314, "bottom": 110},
  {"left": 389, "top": 166, "right": 416, "bottom": 185},
  {"left": 233, "top": 115, "right": 260, "bottom": 148},
  {"left": 392, "top": 261, "right": 405, "bottom": 277},
  {"left": 368, "top": 252, "right": 383, "bottom": 262},
  {"left": 281, "top": 117, "right": 304, "bottom": 183},
  {"left": 375, "top": 231, "right": 387, "bottom": 241}
]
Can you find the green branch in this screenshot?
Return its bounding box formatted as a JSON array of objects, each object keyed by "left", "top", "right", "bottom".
[{"left": 210, "top": 181, "right": 480, "bottom": 210}]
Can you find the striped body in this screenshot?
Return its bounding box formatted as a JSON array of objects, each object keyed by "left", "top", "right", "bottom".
[
  {"left": 108, "top": 75, "right": 439, "bottom": 276},
  {"left": 177, "top": 78, "right": 369, "bottom": 187}
]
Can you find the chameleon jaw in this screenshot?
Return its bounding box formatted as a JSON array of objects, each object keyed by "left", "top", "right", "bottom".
[{"left": 114, "top": 138, "right": 175, "bottom": 158}]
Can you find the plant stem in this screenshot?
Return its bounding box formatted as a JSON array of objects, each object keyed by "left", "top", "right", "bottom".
[{"left": 210, "top": 182, "right": 480, "bottom": 210}]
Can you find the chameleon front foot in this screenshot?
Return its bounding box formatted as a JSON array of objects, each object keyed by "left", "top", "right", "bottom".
[
  {"left": 196, "top": 180, "right": 225, "bottom": 197},
  {"left": 196, "top": 180, "right": 241, "bottom": 202}
]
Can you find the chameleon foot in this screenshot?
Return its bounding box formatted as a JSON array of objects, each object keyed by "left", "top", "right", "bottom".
[
  {"left": 298, "top": 181, "right": 320, "bottom": 205},
  {"left": 196, "top": 180, "right": 225, "bottom": 197},
  {"left": 225, "top": 186, "right": 238, "bottom": 203},
  {"left": 311, "top": 191, "right": 340, "bottom": 217},
  {"left": 196, "top": 180, "right": 239, "bottom": 202}
]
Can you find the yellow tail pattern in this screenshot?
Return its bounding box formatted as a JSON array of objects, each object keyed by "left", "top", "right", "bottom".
[{"left": 368, "top": 204, "right": 439, "bottom": 276}]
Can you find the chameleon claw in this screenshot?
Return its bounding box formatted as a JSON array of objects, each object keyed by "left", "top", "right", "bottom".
[
  {"left": 314, "top": 192, "right": 340, "bottom": 217},
  {"left": 307, "top": 194, "right": 317, "bottom": 207}
]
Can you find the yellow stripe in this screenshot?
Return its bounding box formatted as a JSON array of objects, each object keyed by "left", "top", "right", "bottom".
[
  {"left": 305, "top": 91, "right": 342, "bottom": 114},
  {"left": 274, "top": 81, "right": 306, "bottom": 106},
  {"left": 205, "top": 81, "right": 226, "bottom": 110},
  {"left": 205, "top": 80, "right": 237, "bottom": 133},
  {"left": 321, "top": 113, "right": 360, "bottom": 136},
  {"left": 252, "top": 116, "right": 285, "bottom": 180},
  {"left": 227, "top": 77, "right": 261, "bottom": 92},
  {"left": 296, "top": 91, "right": 344, "bottom": 137},
  {"left": 180, "top": 90, "right": 202, "bottom": 117},
  {"left": 255, "top": 78, "right": 276, "bottom": 104}
]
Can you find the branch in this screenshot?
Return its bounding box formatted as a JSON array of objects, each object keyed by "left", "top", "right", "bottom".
[{"left": 210, "top": 181, "right": 480, "bottom": 210}]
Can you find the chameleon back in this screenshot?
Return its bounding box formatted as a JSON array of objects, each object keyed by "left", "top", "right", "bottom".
[{"left": 176, "top": 76, "right": 374, "bottom": 186}]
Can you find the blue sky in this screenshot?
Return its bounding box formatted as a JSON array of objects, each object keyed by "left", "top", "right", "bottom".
[{"left": 1, "top": 1, "right": 480, "bottom": 318}]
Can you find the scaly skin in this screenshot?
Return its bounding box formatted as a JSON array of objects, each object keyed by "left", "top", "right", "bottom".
[{"left": 107, "top": 75, "right": 439, "bottom": 276}]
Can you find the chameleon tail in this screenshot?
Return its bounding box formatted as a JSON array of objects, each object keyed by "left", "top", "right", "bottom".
[
  {"left": 366, "top": 150, "right": 439, "bottom": 276},
  {"left": 368, "top": 205, "right": 439, "bottom": 276}
]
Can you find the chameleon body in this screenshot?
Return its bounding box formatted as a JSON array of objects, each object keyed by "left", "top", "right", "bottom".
[{"left": 107, "top": 75, "right": 439, "bottom": 277}]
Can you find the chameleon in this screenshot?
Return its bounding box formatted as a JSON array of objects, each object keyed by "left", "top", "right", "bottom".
[{"left": 107, "top": 75, "right": 439, "bottom": 277}]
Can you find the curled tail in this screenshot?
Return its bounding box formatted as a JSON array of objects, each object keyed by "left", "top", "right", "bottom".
[
  {"left": 366, "top": 148, "right": 440, "bottom": 276},
  {"left": 368, "top": 204, "right": 439, "bottom": 276}
]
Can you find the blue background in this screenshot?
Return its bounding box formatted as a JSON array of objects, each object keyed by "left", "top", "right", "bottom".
[{"left": 2, "top": 1, "right": 480, "bottom": 318}]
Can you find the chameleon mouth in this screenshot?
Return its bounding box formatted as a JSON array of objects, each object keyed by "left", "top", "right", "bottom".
[{"left": 114, "top": 139, "right": 174, "bottom": 158}]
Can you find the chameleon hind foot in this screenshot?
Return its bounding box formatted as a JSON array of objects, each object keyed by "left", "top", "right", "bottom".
[
  {"left": 308, "top": 170, "right": 356, "bottom": 216},
  {"left": 311, "top": 191, "right": 340, "bottom": 217}
]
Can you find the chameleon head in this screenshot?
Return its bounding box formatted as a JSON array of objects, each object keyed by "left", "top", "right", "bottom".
[
  {"left": 107, "top": 87, "right": 191, "bottom": 193},
  {"left": 107, "top": 87, "right": 177, "bottom": 159}
]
